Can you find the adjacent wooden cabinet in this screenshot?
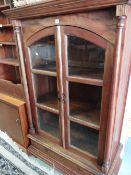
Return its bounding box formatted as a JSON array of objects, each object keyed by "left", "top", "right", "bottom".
[
  {"left": 0, "top": 0, "right": 29, "bottom": 148},
  {"left": 3, "top": 0, "right": 131, "bottom": 174}
]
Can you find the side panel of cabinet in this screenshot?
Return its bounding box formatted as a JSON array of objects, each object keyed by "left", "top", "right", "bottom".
[
  {"left": 111, "top": 7, "right": 131, "bottom": 162},
  {"left": 0, "top": 93, "right": 29, "bottom": 148}
]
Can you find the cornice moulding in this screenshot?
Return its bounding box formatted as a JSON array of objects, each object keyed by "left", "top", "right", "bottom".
[{"left": 3, "top": 0, "right": 131, "bottom": 20}]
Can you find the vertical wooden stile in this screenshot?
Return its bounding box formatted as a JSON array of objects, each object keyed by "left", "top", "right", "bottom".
[{"left": 56, "top": 25, "right": 65, "bottom": 148}]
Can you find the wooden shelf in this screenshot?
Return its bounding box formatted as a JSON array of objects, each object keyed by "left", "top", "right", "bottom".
[
  {"left": 67, "top": 76, "right": 103, "bottom": 86},
  {"left": 36, "top": 95, "right": 59, "bottom": 114},
  {"left": 0, "top": 24, "right": 13, "bottom": 28},
  {"left": 70, "top": 100, "right": 100, "bottom": 130},
  {"left": 0, "top": 79, "right": 24, "bottom": 100},
  {"left": 31, "top": 68, "right": 57, "bottom": 77},
  {"left": 0, "top": 58, "right": 19, "bottom": 66},
  {"left": 0, "top": 41, "right": 16, "bottom": 46},
  {"left": 0, "top": 5, "right": 10, "bottom": 11}
]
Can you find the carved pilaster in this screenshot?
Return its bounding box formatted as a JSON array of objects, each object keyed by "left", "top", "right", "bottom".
[
  {"left": 102, "top": 15, "right": 126, "bottom": 174},
  {"left": 14, "top": 24, "right": 35, "bottom": 135}
]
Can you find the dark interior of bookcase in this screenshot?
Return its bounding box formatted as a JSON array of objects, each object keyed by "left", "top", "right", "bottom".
[
  {"left": 37, "top": 108, "right": 60, "bottom": 139},
  {"left": 68, "top": 35, "right": 105, "bottom": 80}
]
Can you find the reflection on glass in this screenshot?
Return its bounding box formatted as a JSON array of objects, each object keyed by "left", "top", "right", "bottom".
[
  {"left": 38, "top": 109, "right": 59, "bottom": 138},
  {"left": 68, "top": 36, "right": 105, "bottom": 79},
  {"left": 70, "top": 122, "right": 98, "bottom": 156},
  {"left": 30, "top": 35, "right": 56, "bottom": 72}
]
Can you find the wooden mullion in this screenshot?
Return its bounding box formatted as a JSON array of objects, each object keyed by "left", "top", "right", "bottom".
[
  {"left": 61, "top": 27, "right": 70, "bottom": 149},
  {"left": 55, "top": 25, "right": 65, "bottom": 148}
]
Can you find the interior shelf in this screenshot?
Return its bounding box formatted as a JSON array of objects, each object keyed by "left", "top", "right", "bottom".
[
  {"left": 0, "top": 41, "right": 16, "bottom": 46},
  {"left": 70, "top": 100, "right": 100, "bottom": 130},
  {"left": 69, "top": 82, "right": 102, "bottom": 130},
  {"left": 0, "top": 79, "right": 24, "bottom": 99},
  {"left": 67, "top": 75, "right": 103, "bottom": 86},
  {"left": 36, "top": 94, "right": 59, "bottom": 114},
  {"left": 0, "top": 58, "right": 19, "bottom": 66},
  {"left": 68, "top": 67, "right": 103, "bottom": 79},
  {"left": 31, "top": 68, "right": 56, "bottom": 77},
  {"left": 0, "top": 64, "right": 21, "bottom": 84},
  {"left": 33, "top": 63, "right": 56, "bottom": 72}
]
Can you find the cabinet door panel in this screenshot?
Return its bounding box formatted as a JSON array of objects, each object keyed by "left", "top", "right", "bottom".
[
  {"left": 27, "top": 27, "right": 63, "bottom": 144},
  {"left": 26, "top": 25, "right": 112, "bottom": 163},
  {"left": 61, "top": 26, "right": 109, "bottom": 159}
]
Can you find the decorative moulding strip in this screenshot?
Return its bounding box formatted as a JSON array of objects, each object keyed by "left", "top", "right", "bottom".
[{"left": 3, "top": 0, "right": 130, "bottom": 20}]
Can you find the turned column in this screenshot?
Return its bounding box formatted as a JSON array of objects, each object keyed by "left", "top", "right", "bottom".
[
  {"left": 14, "top": 22, "right": 35, "bottom": 135},
  {"left": 102, "top": 14, "right": 127, "bottom": 174}
]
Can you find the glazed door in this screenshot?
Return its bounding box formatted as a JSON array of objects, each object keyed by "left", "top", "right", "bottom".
[
  {"left": 61, "top": 26, "right": 113, "bottom": 162},
  {"left": 27, "top": 25, "right": 113, "bottom": 163},
  {"left": 27, "top": 27, "right": 64, "bottom": 145}
]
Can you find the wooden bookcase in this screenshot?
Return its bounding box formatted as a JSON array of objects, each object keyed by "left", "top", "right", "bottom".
[
  {"left": 0, "top": 0, "right": 29, "bottom": 148},
  {"left": 3, "top": 0, "right": 131, "bottom": 174}
]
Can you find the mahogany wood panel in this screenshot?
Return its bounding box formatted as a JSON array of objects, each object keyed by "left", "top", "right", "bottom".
[
  {"left": 28, "top": 134, "right": 122, "bottom": 175},
  {"left": 21, "top": 9, "right": 116, "bottom": 44},
  {"left": 28, "top": 134, "right": 100, "bottom": 175}
]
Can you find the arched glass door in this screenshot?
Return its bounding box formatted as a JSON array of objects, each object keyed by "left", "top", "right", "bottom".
[
  {"left": 61, "top": 26, "right": 107, "bottom": 158},
  {"left": 27, "top": 25, "right": 112, "bottom": 161}
]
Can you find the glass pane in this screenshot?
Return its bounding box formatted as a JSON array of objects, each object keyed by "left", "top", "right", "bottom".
[
  {"left": 68, "top": 36, "right": 105, "bottom": 79},
  {"left": 33, "top": 74, "right": 58, "bottom": 110},
  {"left": 70, "top": 122, "right": 99, "bottom": 156},
  {"left": 38, "top": 109, "right": 59, "bottom": 138},
  {"left": 29, "top": 35, "right": 56, "bottom": 72},
  {"left": 69, "top": 82, "right": 102, "bottom": 128}
]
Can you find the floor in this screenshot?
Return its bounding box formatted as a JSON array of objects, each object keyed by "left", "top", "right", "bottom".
[{"left": 118, "top": 137, "right": 131, "bottom": 175}]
